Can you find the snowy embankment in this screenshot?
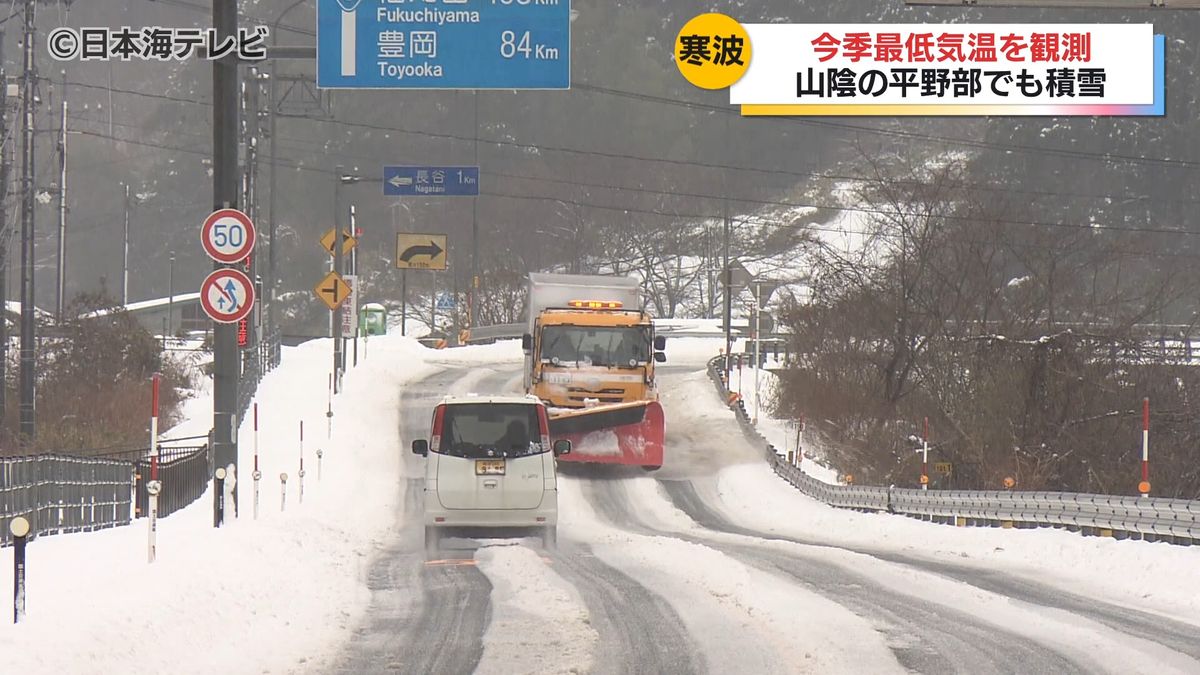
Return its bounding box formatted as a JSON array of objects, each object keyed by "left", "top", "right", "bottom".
[
  {"left": 0, "top": 334, "right": 449, "bottom": 675},
  {"left": 657, "top": 363, "right": 1200, "bottom": 628},
  {"left": 709, "top": 354, "right": 842, "bottom": 484},
  {"left": 557, "top": 477, "right": 908, "bottom": 674}
]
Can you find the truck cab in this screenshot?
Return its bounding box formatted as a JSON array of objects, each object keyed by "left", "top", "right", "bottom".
[{"left": 523, "top": 302, "right": 666, "bottom": 408}]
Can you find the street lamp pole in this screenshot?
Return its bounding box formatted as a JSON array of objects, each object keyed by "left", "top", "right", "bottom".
[
  {"left": 122, "top": 183, "right": 130, "bottom": 305},
  {"left": 334, "top": 166, "right": 343, "bottom": 392},
  {"left": 167, "top": 251, "right": 175, "bottom": 339}
]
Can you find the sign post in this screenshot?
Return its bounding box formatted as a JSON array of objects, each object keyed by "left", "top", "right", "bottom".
[
  {"left": 201, "top": 208, "right": 256, "bottom": 517},
  {"left": 253, "top": 403, "right": 261, "bottom": 520},
  {"left": 316, "top": 2, "right": 570, "bottom": 90},
  {"left": 10, "top": 516, "right": 29, "bottom": 623}
]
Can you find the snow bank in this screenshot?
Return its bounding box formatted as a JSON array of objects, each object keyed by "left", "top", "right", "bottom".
[
  {"left": 556, "top": 478, "right": 905, "bottom": 674},
  {"left": 0, "top": 334, "right": 445, "bottom": 675},
  {"left": 736, "top": 367, "right": 842, "bottom": 485},
  {"left": 657, "top": 369, "right": 762, "bottom": 478},
  {"left": 715, "top": 462, "right": 1200, "bottom": 625},
  {"left": 474, "top": 544, "right": 598, "bottom": 675}
]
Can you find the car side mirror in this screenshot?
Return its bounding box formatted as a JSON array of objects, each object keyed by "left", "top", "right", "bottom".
[
  {"left": 411, "top": 439, "right": 428, "bottom": 456},
  {"left": 553, "top": 439, "right": 571, "bottom": 456},
  {"left": 522, "top": 333, "right": 533, "bottom": 352},
  {"left": 654, "top": 335, "right": 667, "bottom": 350},
  {"left": 654, "top": 351, "right": 666, "bottom": 363}
]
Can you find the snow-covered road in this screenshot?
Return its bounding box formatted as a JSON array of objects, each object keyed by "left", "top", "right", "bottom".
[
  {"left": 5, "top": 334, "right": 1198, "bottom": 674},
  {"left": 326, "top": 340, "right": 1200, "bottom": 674}
]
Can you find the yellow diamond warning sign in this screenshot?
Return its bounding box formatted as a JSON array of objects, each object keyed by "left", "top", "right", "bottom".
[
  {"left": 314, "top": 270, "right": 352, "bottom": 311},
  {"left": 320, "top": 228, "right": 357, "bottom": 256}
]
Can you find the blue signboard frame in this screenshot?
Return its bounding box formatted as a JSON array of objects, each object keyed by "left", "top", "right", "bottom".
[
  {"left": 316, "top": 0, "right": 571, "bottom": 90},
  {"left": 384, "top": 166, "right": 480, "bottom": 196}
]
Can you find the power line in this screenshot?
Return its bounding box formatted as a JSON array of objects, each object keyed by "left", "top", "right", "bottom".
[
  {"left": 65, "top": 124, "right": 1200, "bottom": 246},
  {"left": 60, "top": 78, "right": 1200, "bottom": 212},
  {"left": 574, "top": 83, "right": 1200, "bottom": 170},
  {"left": 135, "top": 0, "right": 316, "bottom": 37}
]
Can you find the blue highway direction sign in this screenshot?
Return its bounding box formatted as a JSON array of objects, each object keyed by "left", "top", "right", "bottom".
[
  {"left": 384, "top": 166, "right": 479, "bottom": 196},
  {"left": 316, "top": 0, "right": 571, "bottom": 90}
]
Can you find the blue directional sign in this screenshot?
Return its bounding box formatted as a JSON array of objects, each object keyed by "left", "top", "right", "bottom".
[
  {"left": 316, "top": 0, "right": 571, "bottom": 90},
  {"left": 384, "top": 166, "right": 479, "bottom": 196}
]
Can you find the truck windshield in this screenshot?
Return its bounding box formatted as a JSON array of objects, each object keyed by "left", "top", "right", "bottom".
[
  {"left": 539, "top": 326, "right": 651, "bottom": 367},
  {"left": 438, "top": 404, "right": 546, "bottom": 458}
]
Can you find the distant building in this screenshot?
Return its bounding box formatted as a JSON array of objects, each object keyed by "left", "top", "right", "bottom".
[{"left": 82, "top": 293, "right": 205, "bottom": 335}]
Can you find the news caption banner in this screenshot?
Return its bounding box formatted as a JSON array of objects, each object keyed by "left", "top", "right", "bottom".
[
  {"left": 672, "top": 14, "right": 1164, "bottom": 116},
  {"left": 316, "top": 0, "right": 571, "bottom": 89}
]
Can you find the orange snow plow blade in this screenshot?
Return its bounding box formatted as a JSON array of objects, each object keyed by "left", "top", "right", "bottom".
[{"left": 549, "top": 400, "right": 665, "bottom": 470}]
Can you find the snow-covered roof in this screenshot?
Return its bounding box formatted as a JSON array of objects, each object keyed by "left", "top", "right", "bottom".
[
  {"left": 3, "top": 301, "right": 52, "bottom": 318},
  {"left": 81, "top": 293, "right": 201, "bottom": 319}
]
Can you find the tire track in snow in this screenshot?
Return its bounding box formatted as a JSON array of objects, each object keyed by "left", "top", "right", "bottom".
[
  {"left": 658, "top": 478, "right": 1200, "bottom": 672},
  {"left": 550, "top": 540, "right": 706, "bottom": 675},
  {"left": 659, "top": 476, "right": 1200, "bottom": 663},
  {"left": 329, "top": 367, "right": 503, "bottom": 674},
  {"left": 645, "top": 479, "right": 1087, "bottom": 675},
  {"left": 466, "top": 365, "right": 704, "bottom": 674},
  {"left": 574, "top": 476, "right": 906, "bottom": 674}
]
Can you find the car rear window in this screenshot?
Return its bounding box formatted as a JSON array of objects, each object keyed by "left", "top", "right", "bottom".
[{"left": 439, "top": 403, "right": 545, "bottom": 459}]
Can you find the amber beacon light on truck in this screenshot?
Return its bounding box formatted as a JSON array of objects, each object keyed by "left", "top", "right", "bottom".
[{"left": 568, "top": 300, "right": 624, "bottom": 309}]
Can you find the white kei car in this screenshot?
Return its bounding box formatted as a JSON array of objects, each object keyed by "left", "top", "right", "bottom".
[{"left": 411, "top": 393, "right": 571, "bottom": 553}]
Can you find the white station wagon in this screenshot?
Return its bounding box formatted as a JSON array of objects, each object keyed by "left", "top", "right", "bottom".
[{"left": 412, "top": 393, "right": 571, "bottom": 554}]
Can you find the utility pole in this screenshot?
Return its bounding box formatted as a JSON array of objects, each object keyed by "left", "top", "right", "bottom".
[
  {"left": 55, "top": 71, "right": 66, "bottom": 321},
  {"left": 752, "top": 281, "right": 761, "bottom": 425},
  {"left": 122, "top": 183, "right": 129, "bottom": 305},
  {"left": 18, "top": 0, "right": 36, "bottom": 444},
  {"left": 212, "top": 0, "right": 241, "bottom": 492},
  {"left": 242, "top": 68, "right": 260, "bottom": 356},
  {"left": 722, "top": 205, "right": 732, "bottom": 381},
  {"left": 333, "top": 165, "right": 344, "bottom": 393},
  {"left": 0, "top": 30, "right": 10, "bottom": 421},
  {"left": 267, "top": 57, "right": 279, "bottom": 335},
  {"left": 469, "top": 91, "right": 479, "bottom": 330}
]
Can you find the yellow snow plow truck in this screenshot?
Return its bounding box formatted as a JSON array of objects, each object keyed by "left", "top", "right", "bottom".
[{"left": 521, "top": 273, "right": 667, "bottom": 470}]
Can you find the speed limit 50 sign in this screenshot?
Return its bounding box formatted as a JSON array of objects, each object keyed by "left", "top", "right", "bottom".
[{"left": 201, "top": 208, "right": 256, "bottom": 264}]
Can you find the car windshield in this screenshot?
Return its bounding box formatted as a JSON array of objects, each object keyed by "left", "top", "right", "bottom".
[
  {"left": 539, "top": 325, "right": 651, "bottom": 367},
  {"left": 438, "top": 403, "right": 545, "bottom": 458}
]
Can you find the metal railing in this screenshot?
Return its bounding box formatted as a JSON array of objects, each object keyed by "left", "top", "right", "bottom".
[
  {"left": 706, "top": 355, "right": 1200, "bottom": 544},
  {"left": 133, "top": 446, "right": 211, "bottom": 520},
  {"left": 1, "top": 443, "right": 212, "bottom": 548},
  {"left": 1, "top": 454, "right": 133, "bottom": 547},
  {"left": 0, "top": 330, "right": 280, "bottom": 548}
]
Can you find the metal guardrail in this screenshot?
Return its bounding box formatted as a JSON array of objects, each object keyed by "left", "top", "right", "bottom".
[
  {"left": 706, "top": 355, "right": 1200, "bottom": 544},
  {"left": 462, "top": 323, "right": 525, "bottom": 344}
]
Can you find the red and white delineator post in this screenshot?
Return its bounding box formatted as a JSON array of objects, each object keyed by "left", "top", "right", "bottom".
[
  {"left": 1140, "top": 397, "right": 1151, "bottom": 498},
  {"left": 921, "top": 417, "right": 930, "bottom": 491},
  {"left": 147, "top": 374, "right": 162, "bottom": 563},
  {"left": 253, "top": 403, "right": 261, "bottom": 519}
]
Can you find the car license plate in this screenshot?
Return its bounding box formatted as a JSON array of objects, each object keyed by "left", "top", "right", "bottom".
[{"left": 476, "top": 459, "right": 505, "bottom": 475}]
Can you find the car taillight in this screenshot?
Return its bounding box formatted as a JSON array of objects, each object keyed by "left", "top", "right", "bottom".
[
  {"left": 537, "top": 405, "right": 551, "bottom": 449},
  {"left": 431, "top": 405, "right": 445, "bottom": 453}
]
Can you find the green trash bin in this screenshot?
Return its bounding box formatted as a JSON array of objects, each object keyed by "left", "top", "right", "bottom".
[{"left": 360, "top": 303, "right": 387, "bottom": 336}]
